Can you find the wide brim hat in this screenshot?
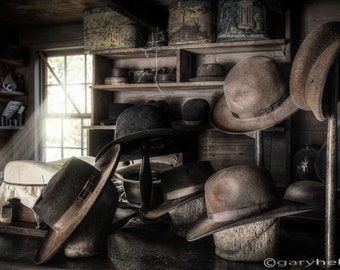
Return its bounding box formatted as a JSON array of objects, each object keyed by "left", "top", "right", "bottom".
[
  {"left": 34, "top": 144, "right": 121, "bottom": 264},
  {"left": 144, "top": 161, "right": 215, "bottom": 219},
  {"left": 290, "top": 22, "right": 340, "bottom": 114},
  {"left": 187, "top": 166, "right": 311, "bottom": 241},
  {"left": 211, "top": 57, "right": 298, "bottom": 134}
]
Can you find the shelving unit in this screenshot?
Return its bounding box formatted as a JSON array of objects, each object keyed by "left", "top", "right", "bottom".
[{"left": 88, "top": 39, "right": 290, "bottom": 168}]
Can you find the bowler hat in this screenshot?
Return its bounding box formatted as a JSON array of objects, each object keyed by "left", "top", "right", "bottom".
[
  {"left": 211, "top": 56, "right": 298, "bottom": 134},
  {"left": 144, "top": 161, "right": 214, "bottom": 219},
  {"left": 290, "top": 21, "right": 340, "bottom": 120},
  {"left": 33, "top": 144, "right": 121, "bottom": 264},
  {"left": 96, "top": 105, "right": 188, "bottom": 161},
  {"left": 283, "top": 180, "right": 336, "bottom": 222},
  {"left": 172, "top": 98, "right": 211, "bottom": 132},
  {"left": 187, "top": 165, "right": 311, "bottom": 241},
  {"left": 189, "top": 64, "right": 226, "bottom": 82}
]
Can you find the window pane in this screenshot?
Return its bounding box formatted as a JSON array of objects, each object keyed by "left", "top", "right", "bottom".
[
  {"left": 47, "top": 56, "right": 65, "bottom": 85},
  {"left": 86, "top": 55, "right": 93, "bottom": 82},
  {"left": 47, "top": 85, "right": 65, "bottom": 114},
  {"left": 67, "top": 55, "right": 85, "bottom": 83},
  {"left": 46, "top": 148, "right": 62, "bottom": 161},
  {"left": 45, "top": 119, "right": 61, "bottom": 146},
  {"left": 63, "top": 119, "right": 81, "bottom": 147},
  {"left": 66, "top": 84, "right": 85, "bottom": 113},
  {"left": 86, "top": 84, "right": 92, "bottom": 114},
  {"left": 64, "top": 148, "right": 82, "bottom": 158}
]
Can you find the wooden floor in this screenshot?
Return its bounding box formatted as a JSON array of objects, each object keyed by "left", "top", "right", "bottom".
[{"left": 0, "top": 207, "right": 334, "bottom": 270}]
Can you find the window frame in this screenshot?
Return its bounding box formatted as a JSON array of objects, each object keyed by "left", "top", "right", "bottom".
[{"left": 40, "top": 48, "right": 92, "bottom": 161}]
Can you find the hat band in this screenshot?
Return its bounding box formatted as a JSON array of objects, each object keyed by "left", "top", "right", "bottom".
[
  {"left": 183, "top": 120, "right": 207, "bottom": 126},
  {"left": 231, "top": 94, "right": 288, "bottom": 120},
  {"left": 208, "top": 200, "right": 278, "bottom": 223},
  {"left": 163, "top": 183, "right": 204, "bottom": 201},
  {"left": 52, "top": 173, "right": 99, "bottom": 231}
]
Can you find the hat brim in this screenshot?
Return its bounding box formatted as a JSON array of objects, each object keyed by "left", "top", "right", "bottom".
[
  {"left": 305, "top": 42, "right": 340, "bottom": 121},
  {"left": 171, "top": 120, "right": 211, "bottom": 132},
  {"left": 210, "top": 95, "right": 298, "bottom": 134},
  {"left": 96, "top": 129, "right": 187, "bottom": 162},
  {"left": 189, "top": 77, "right": 225, "bottom": 82},
  {"left": 35, "top": 144, "right": 121, "bottom": 264},
  {"left": 290, "top": 22, "right": 340, "bottom": 110},
  {"left": 187, "top": 200, "right": 311, "bottom": 241},
  {"left": 114, "top": 162, "right": 173, "bottom": 183},
  {"left": 144, "top": 192, "right": 204, "bottom": 219}
]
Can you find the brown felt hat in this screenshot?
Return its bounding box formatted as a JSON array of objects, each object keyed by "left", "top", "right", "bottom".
[
  {"left": 211, "top": 56, "right": 297, "bottom": 134},
  {"left": 283, "top": 180, "right": 338, "bottom": 222},
  {"left": 144, "top": 161, "right": 215, "bottom": 219},
  {"left": 189, "top": 64, "right": 226, "bottom": 82},
  {"left": 187, "top": 165, "right": 311, "bottom": 241},
  {"left": 290, "top": 21, "right": 340, "bottom": 120},
  {"left": 33, "top": 144, "right": 121, "bottom": 264}
]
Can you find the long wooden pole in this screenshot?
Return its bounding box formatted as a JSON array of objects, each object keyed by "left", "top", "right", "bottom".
[{"left": 325, "top": 60, "right": 338, "bottom": 268}]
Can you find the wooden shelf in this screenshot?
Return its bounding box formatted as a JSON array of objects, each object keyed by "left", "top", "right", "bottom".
[
  {"left": 0, "top": 126, "right": 24, "bottom": 130},
  {"left": 93, "top": 39, "right": 287, "bottom": 59},
  {"left": 92, "top": 81, "right": 224, "bottom": 92},
  {"left": 83, "top": 125, "right": 116, "bottom": 130},
  {"left": 0, "top": 90, "right": 26, "bottom": 97}
]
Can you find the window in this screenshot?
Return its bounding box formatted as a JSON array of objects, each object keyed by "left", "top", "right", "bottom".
[{"left": 42, "top": 53, "right": 92, "bottom": 161}]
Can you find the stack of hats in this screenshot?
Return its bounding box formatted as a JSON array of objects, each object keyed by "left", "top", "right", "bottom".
[{"left": 104, "top": 68, "right": 130, "bottom": 84}]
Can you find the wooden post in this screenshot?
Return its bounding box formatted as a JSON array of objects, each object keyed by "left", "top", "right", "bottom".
[
  {"left": 139, "top": 140, "right": 152, "bottom": 219},
  {"left": 255, "top": 131, "right": 264, "bottom": 166},
  {"left": 325, "top": 59, "right": 338, "bottom": 268}
]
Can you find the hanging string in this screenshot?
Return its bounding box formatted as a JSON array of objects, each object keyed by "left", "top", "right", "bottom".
[{"left": 143, "top": 32, "right": 169, "bottom": 94}]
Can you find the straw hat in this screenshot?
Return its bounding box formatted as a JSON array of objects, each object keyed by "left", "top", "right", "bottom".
[
  {"left": 187, "top": 165, "right": 311, "bottom": 241},
  {"left": 211, "top": 56, "right": 298, "bottom": 134},
  {"left": 290, "top": 21, "right": 340, "bottom": 119},
  {"left": 144, "top": 161, "right": 214, "bottom": 219},
  {"left": 33, "top": 144, "right": 121, "bottom": 264}
]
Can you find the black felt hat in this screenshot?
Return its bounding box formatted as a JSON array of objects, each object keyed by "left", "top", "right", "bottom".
[
  {"left": 144, "top": 161, "right": 215, "bottom": 219},
  {"left": 172, "top": 98, "right": 211, "bottom": 132},
  {"left": 96, "top": 105, "right": 188, "bottom": 161}
]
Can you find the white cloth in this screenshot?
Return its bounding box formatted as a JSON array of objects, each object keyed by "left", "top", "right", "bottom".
[{"left": 0, "top": 156, "right": 96, "bottom": 224}]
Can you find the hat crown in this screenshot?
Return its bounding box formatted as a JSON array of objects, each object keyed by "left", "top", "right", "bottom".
[
  {"left": 205, "top": 166, "right": 280, "bottom": 215},
  {"left": 196, "top": 64, "right": 226, "bottom": 77},
  {"left": 182, "top": 98, "right": 210, "bottom": 122},
  {"left": 115, "top": 105, "right": 171, "bottom": 140},
  {"left": 224, "top": 56, "right": 288, "bottom": 120},
  {"left": 161, "top": 161, "right": 214, "bottom": 200},
  {"left": 284, "top": 180, "right": 324, "bottom": 207}
]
